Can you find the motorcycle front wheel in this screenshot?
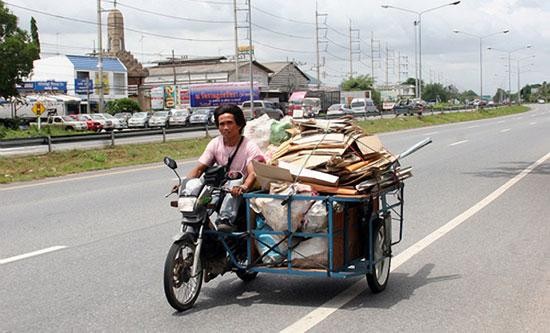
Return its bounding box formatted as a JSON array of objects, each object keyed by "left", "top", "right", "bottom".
[{"left": 163, "top": 240, "right": 203, "bottom": 311}]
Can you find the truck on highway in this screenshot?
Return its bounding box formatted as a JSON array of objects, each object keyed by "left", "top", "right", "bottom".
[{"left": 288, "top": 90, "right": 340, "bottom": 117}]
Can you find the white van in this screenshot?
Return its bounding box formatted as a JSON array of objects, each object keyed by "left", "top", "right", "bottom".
[{"left": 350, "top": 98, "right": 379, "bottom": 116}]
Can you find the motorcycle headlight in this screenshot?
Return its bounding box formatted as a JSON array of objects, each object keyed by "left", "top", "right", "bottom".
[{"left": 178, "top": 197, "right": 197, "bottom": 212}]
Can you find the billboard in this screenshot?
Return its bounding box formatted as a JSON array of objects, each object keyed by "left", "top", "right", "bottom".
[
  {"left": 189, "top": 82, "right": 259, "bottom": 107},
  {"left": 164, "top": 85, "right": 176, "bottom": 109},
  {"left": 74, "top": 79, "right": 94, "bottom": 94},
  {"left": 150, "top": 87, "right": 164, "bottom": 110}
]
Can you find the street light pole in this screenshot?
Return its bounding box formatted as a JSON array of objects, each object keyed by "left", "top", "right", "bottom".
[
  {"left": 382, "top": 1, "right": 461, "bottom": 100},
  {"left": 516, "top": 55, "right": 535, "bottom": 104},
  {"left": 488, "top": 45, "right": 531, "bottom": 104},
  {"left": 453, "top": 29, "right": 509, "bottom": 100}
]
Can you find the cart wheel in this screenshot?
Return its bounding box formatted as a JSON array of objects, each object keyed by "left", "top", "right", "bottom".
[
  {"left": 236, "top": 270, "right": 258, "bottom": 282},
  {"left": 366, "top": 219, "right": 391, "bottom": 293}
]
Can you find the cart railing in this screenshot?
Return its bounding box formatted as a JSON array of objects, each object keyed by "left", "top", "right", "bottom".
[{"left": 214, "top": 182, "right": 406, "bottom": 278}]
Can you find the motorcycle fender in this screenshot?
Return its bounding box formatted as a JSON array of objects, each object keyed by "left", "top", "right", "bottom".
[{"left": 172, "top": 226, "right": 197, "bottom": 242}]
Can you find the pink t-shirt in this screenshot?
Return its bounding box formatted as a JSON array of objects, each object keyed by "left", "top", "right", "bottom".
[{"left": 198, "top": 136, "right": 264, "bottom": 178}]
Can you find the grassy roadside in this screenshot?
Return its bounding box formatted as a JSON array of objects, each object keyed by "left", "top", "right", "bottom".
[
  {"left": 0, "top": 125, "right": 94, "bottom": 139},
  {"left": 0, "top": 105, "right": 529, "bottom": 184}
]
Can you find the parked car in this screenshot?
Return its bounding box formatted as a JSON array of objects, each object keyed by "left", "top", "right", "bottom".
[
  {"left": 326, "top": 103, "right": 352, "bottom": 117},
  {"left": 537, "top": 99, "right": 545, "bottom": 104},
  {"left": 127, "top": 112, "right": 151, "bottom": 128},
  {"left": 241, "top": 100, "right": 284, "bottom": 120},
  {"left": 46, "top": 115, "right": 87, "bottom": 131},
  {"left": 350, "top": 98, "right": 379, "bottom": 116},
  {"left": 90, "top": 113, "right": 114, "bottom": 131},
  {"left": 71, "top": 114, "right": 103, "bottom": 132},
  {"left": 99, "top": 113, "right": 123, "bottom": 130},
  {"left": 114, "top": 112, "right": 132, "bottom": 128},
  {"left": 149, "top": 111, "right": 171, "bottom": 127},
  {"left": 168, "top": 109, "right": 191, "bottom": 127},
  {"left": 393, "top": 98, "right": 424, "bottom": 116},
  {"left": 189, "top": 108, "right": 215, "bottom": 125}
]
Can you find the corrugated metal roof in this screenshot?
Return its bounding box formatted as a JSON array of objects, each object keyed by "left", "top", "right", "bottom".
[{"left": 66, "top": 55, "right": 127, "bottom": 72}]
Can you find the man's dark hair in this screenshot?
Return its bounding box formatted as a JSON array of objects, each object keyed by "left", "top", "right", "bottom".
[{"left": 214, "top": 104, "right": 246, "bottom": 133}]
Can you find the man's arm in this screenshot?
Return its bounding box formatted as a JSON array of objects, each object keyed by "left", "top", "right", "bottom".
[{"left": 186, "top": 162, "right": 208, "bottom": 179}]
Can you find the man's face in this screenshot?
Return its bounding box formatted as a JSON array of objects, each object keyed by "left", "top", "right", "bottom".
[{"left": 217, "top": 113, "right": 241, "bottom": 140}]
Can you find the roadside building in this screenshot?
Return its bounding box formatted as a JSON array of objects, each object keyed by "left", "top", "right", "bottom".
[
  {"left": 262, "top": 61, "right": 310, "bottom": 102},
  {"left": 143, "top": 56, "right": 273, "bottom": 109},
  {"left": 30, "top": 54, "right": 128, "bottom": 113}
]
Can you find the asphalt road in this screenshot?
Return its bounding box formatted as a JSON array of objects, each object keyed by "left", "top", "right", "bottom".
[{"left": 1, "top": 104, "right": 549, "bottom": 332}]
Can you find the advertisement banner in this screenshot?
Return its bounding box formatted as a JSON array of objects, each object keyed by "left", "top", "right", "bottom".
[
  {"left": 179, "top": 87, "right": 190, "bottom": 107},
  {"left": 189, "top": 82, "right": 259, "bottom": 107},
  {"left": 94, "top": 73, "right": 110, "bottom": 95},
  {"left": 164, "top": 85, "right": 176, "bottom": 109},
  {"left": 74, "top": 79, "right": 94, "bottom": 94},
  {"left": 150, "top": 87, "right": 165, "bottom": 110}
]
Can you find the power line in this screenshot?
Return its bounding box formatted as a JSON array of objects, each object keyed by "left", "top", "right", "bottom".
[
  {"left": 107, "top": 0, "right": 232, "bottom": 24},
  {"left": 253, "top": 39, "right": 315, "bottom": 54},
  {"left": 252, "top": 23, "right": 311, "bottom": 40},
  {"left": 326, "top": 36, "right": 349, "bottom": 50},
  {"left": 252, "top": 5, "right": 315, "bottom": 25},
  {"left": 5, "top": 2, "right": 233, "bottom": 43},
  {"left": 325, "top": 23, "right": 347, "bottom": 37}
]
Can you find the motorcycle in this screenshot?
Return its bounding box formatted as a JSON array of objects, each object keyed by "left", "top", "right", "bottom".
[{"left": 162, "top": 157, "right": 257, "bottom": 312}]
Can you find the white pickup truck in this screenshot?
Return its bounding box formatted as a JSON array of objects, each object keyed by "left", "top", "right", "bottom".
[{"left": 46, "top": 115, "right": 87, "bottom": 131}]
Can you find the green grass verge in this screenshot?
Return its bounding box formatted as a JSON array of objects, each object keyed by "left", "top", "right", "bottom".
[
  {"left": 0, "top": 105, "right": 529, "bottom": 184},
  {"left": 0, "top": 125, "right": 94, "bottom": 139},
  {"left": 358, "top": 105, "right": 528, "bottom": 134},
  {"left": 0, "top": 137, "right": 210, "bottom": 183}
]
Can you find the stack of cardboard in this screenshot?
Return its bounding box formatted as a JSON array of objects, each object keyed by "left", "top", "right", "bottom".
[{"left": 254, "top": 116, "right": 412, "bottom": 195}]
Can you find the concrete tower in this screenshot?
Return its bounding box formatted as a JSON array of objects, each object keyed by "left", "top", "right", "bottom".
[{"left": 107, "top": 9, "right": 125, "bottom": 52}]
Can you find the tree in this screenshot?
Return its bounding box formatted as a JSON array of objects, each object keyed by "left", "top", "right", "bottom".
[
  {"left": 106, "top": 98, "right": 141, "bottom": 114},
  {"left": 341, "top": 74, "right": 374, "bottom": 91},
  {"left": 459, "top": 90, "right": 479, "bottom": 103},
  {"left": 0, "top": 1, "right": 40, "bottom": 99},
  {"left": 30, "top": 16, "right": 40, "bottom": 56},
  {"left": 422, "top": 83, "right": 450, "bottom": 103},
  {"left": 340, "top": 74, "right": 381, "bottom": 106}
]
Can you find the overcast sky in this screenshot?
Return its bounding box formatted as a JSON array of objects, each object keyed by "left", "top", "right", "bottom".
[{"left": 6, "top": 0, "right": 549, "bottom": 95}]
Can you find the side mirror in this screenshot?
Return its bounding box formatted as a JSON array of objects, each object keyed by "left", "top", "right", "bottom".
[{"left": 164, "top": 156, "right": 177, "bottom": 169}]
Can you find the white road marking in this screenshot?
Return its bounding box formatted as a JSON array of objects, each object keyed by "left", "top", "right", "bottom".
[
  {"left": 0, "top": 246, "right": 67, "bottom": 265},
  {"left": 0, "top": 160, "right": 195, "bottom": 192},
  {"left": 467, "top": 125, "right": 480, "bottom": 129},
  {"left": 500, "top": 128, "right": 511, "bottom": 133},
  {"left": 281, "top": 151, "right": 550, "bottom": 333},
  {"left": 497, "top": 120, "right": 506, "bottom": 124},
  {"left": 449, "top": 140, "right": 468, "bottom": 146},
  {"left": 424, "top": 131, "right": 439, "bottom": 136},
  {"left": 530, "top": 122, "right": 537, "bottom": 125}
]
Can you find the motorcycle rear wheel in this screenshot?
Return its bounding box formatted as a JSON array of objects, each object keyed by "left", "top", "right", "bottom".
[{"left": 163, "top": 240, "right": 203, "bottom": 311}]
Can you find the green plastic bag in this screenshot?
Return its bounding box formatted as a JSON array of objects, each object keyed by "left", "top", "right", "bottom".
[{"left": 270, "top": 120, "right": 291, "bottom": 145}]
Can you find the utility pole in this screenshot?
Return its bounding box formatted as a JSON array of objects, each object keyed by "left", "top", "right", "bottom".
[
  {"left": 247, "top": 0, "right": 253, "bottom": 107},
  {"left": 370, "top": 32, "right": 381, "bottom": 84},
  {"left": 97, "top": 0, "right": 104, "bottom": 113},
  {"left": 172, "top": 49, "right": 177, "bottom": 85},
  {"left": 315, "top": 4, "right": 328, "bottom": 88},
  {"left": 348, "top": 20, "right": 360, "bottom": 79},
  {"left": 349, "top": 20, "right": 353, "bottom": 79},
  {"left": 233, "top": 0, "right": 239, "bottom": 81}
]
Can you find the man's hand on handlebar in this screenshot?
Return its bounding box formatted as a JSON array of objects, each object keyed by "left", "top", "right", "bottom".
[{"left": 229, "top": 184, "right": 248, "bottom": 197}]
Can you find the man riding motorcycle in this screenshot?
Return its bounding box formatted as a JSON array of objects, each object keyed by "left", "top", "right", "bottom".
[{"left": 185, "top": 104, "right": 264, "bottom": 231}]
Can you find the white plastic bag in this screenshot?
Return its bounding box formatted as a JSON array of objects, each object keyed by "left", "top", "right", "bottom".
[
  {"left": 302, "top": 201, "right": 328, "bottom": 232},
  {"left": 290, "top": 237, "right": 328, "bottom": 268},
  {"left": 250, "top": 183, "right": 314, "bottom": 232},
  {"left": 243, "top": 114, "right": 274, "bottom": 151}
]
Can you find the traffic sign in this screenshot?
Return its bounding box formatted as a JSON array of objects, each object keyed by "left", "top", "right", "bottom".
[{"left": 32, "top": 102, "right": 46, "bottom": 116}]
